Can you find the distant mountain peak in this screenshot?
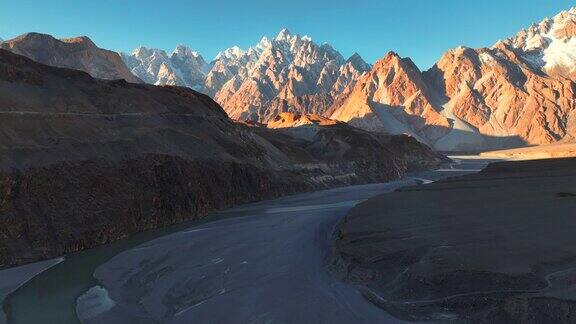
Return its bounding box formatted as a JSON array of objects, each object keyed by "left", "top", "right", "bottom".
[
  {"left": 346, "top": 52, "right": 370, "bottom": 71},
  {"left": 173, "top": 44, "right": 201, "bottom": 58},
  {"left": 215, "top": 45, "right": 246, "bottom": 60},
  {"left": 258, "top": 36, "right": 271, "bottom": 45},
  {"left": 348, "top": 52, "right": 362, "bottom": 60},
  {"left": 379, "top": 51, "right": 403, "bottom": 63},
  {"left": 132, "top": 46, "right": 168, "bottom": 58},
  {"left": 498, "top": 6, "right": 576, "bottom": 78},
  {"left": 275, "top": 28, "right": 292, "bottom": 41},
  {"left": 254, "top": 36, "right": 272, "bottom": 53}
]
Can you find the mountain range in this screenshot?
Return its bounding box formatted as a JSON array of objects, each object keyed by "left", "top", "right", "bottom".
[
  {"left": 121, "top": 29, "right": 371, "bottom": 124},
  {"left": 3, "top": 7, "right": 576, "bottom": 151},
  {"left": 121, "top": 8, "right": 576, "bottom": 151}
]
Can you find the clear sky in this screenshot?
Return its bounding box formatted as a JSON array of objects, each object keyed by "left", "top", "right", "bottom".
[{"left": 1, "top": 0, "right": 574, "bottom": 69}]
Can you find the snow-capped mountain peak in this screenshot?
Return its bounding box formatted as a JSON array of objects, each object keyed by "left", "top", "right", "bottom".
[
  {"left": 215, "top": 45, "right": 246, "bottom": 61},
  {"left": 122, "top": 44, "right": 210, "bottom": 89},
  {"left": 122, "top": 28, "right": 362, "bottom": 121},
  {"left": 132, "top": 46, "right": 167, "bottom": 59},
  {"left": 275, "top": 28, "right": 293, "bottom": 41},
  {"left": 173, "top": 44, "right": 200, "bottom": 58},
  {"left": 256, "top": 36, "right": 272, "bottom": 52},
  {"left": 501, "top": 7, "right": 576, "bottom": 78}
]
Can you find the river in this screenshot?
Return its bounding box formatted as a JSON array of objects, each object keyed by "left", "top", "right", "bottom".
[{"left": 2, "top": 157, "right": 495, "bottom": 324}]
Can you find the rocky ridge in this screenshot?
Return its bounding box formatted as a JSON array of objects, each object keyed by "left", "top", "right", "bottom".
[{"left": 1, "top": 32, "right": 141, "bottom": 83}]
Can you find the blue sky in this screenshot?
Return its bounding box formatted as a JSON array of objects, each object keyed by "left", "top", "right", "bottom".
[{"left": 1, "top": 0, "right": 574, "bottom": 69}]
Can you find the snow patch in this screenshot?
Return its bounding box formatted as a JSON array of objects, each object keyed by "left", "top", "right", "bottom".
[
  {"left": 501, "top": 7, "right": 576, "bottom": 75},
  {"left": 215, "top": 45, "right": 246, "bottom": 60},
  {"left": 542, "top": 36, "right": 576, "bottom": 73}
]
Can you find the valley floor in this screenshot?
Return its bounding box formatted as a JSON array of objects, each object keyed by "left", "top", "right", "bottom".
[
  {"left": 335, "top": 157, "right": 576, "bottom": 322},
  {"left": 480, "top": 143, "right": 576, "bottom": 160},
  {"left": 0, "top": 158, "right": 489, "bottom": 324}
]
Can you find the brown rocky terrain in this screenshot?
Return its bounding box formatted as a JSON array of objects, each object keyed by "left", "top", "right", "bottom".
[
  {"left": 1, "top": 32, "right": 141, "bottom": 83},
  {"left": 334, "top": 157, "right": 576, "bottom": 322},
  {"left": 0, "top": 49, "right": 444, "bottom": 266},
  {"left": 423, "top": 42, "right": 576, "bottom": 149}
]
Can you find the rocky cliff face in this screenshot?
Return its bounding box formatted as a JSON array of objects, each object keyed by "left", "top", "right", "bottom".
[
  {"left": 0, "top": 49, "right": 444, "bottom": 266},
  {"left": 1, "top": 32, "right": 141, "bottom": 83}
]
